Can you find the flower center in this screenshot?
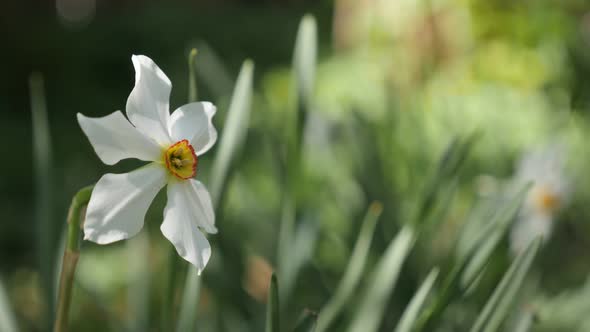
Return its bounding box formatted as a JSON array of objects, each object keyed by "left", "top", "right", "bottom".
[
  {"left": 533, "top": 186, "right": 560, "bottom": 213},
  {"left": 164, "top": 140, "right": 198, "bottom": 180}
]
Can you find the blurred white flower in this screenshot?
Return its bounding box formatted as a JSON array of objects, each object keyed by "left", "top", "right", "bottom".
[
  {"left": 510, "top": 144, "right": 569, "bottom": 255},
  {"left": 77, "top": 55, "right": 217, "bottom": 273}
]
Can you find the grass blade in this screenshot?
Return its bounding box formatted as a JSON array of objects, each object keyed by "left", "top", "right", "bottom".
[
  {"left": 413, "top": 133, "right": 478, "bottom": 226},
  {"left": 266, "top": 274, "right": 280, "bottom": 332},
  {"left": 30, "top": 72, "right": 55, "bottom": 325},
  {"left": 394, "top": 268, "right": 439, "bottom": 332},
  {"left": 127, "top": 231, "right": 150, "bottom": 332},
  {"left": 209, "top": 59, "right": 254, "bottom": 205},
  {"left": 176, "top": 59, "right": 254, "bottom": 331},
  {"left": 166, "top": 51, "right": 200, "bottom": 330},
  {"left": 0, "top": 276, "right": 18, "bottom": 332},
  {"left": 316, "top": 202, "right": 383, "bottom": 332},
  {"left": 193, "top": 42, "right": 234, "bottom": 100},
  {"left": 470, "top": 237, "right": 541, "bottom": 332},
  {"left": 347, "top": 227, "right": 415, "bottom": 332},
  {"left": 276, "top": 15, "right": 318, "bottom": 302},
  {"left": 188, "top": 48, "right": 198, "bottom": 103},
  {"left": 279, "top": 220, "right": 318, "bottom": 302},
  {"left": 511, "top": 309, "right": 534, "bottom": 332},
  {"left": 175, "top": 268, "right": 202, "bottom": 332},
  {"left": 415, "top": 184, "right": 531, "bottom": 332},
  {"left": 290, "top": 12, "right": 317, "bottom": 163},
  {"left": 293, "top": 310, "right": 317, "bottom": 332},
  {"left": 293, "top": 14, "right": 317, "bottom": 110},
  {"left": 461, "top": 184, "right": 531, "bottom": 289}
]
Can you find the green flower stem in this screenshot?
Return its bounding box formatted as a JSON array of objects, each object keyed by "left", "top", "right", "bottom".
[
  {"left": 161, "top": 48, "right": 200, "bottom": 331},
  {"left": 30, "top": 73, "right": 55, "bottom": 327},
  {"left": 161, "top": 248, "right": 182, "bottom": 331},
  {"left": 53, "top": 185, "right": 93, "bottom": 332},
  {"left": 188, "top": 48, "right": 198, "bottom": 103}
]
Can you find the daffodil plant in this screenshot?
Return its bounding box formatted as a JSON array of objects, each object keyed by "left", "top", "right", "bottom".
[
  {"left": 54, "top": 54, "right": 217, "bottom": 332},
  {"left": 78, "top": 55, "right": 217, "bottom": 272},
  {"left": 509, "top": 144, "right": 569, "bottom": 254}
]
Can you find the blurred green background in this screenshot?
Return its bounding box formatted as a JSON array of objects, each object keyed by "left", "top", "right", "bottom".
[{"left": 3, "top": 0, "right": 590, "bottom": 331}]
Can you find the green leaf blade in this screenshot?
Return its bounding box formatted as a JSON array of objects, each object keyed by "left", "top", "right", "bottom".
[
  {"left": 316, "top": 202, "right": 383, "bottom": 332},
  {"left": 187, "top": 48, "right": 198, "bottom": 103},
  {"left": 470, "top": 237, "right": 542, "bottom": 332},
  {"left": 461, "top": 184, "right": 532, "bottom": 289},
  {"left": 266, "top": 274, "right": 280, "bottom": 332},
  {"left": 175, "top": 268, "right": 202, "bottom": 332},
  {"left": 30, "top": 72, "right": 55, "bottom": 326},
  {"left": 0, "top": 276, "right": 18, "bottom": 332},
  {"left": 209, "top": 59, "right": 254, "bottom": 205},
  {"left": 293, "top": 310, "right": 317, "bottom": 332},
  {"left": 347, "top": 227, "right": 415, "bottom": 332},
  {"left": 177, "top": 58, "right": 254, "bottom": 332},
  {"left": 394, "top": 268, "right": 439, "bottom": 332},
  {"left": 293, "top": 14, "right": 317, "bottom": 110}
]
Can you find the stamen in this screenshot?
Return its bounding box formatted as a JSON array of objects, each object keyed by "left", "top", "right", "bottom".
[
  {"left": 164, "top": 139, "right": 198, "bottom": 180},
  {"left": 173, "top": 147, "right": 184, "bottom": 157},
  {"left": 533, "top": 186, "right": 560, "bottom": 213},
  {"left": 171, "top": 158, "right": 183, "bottom": 168}
]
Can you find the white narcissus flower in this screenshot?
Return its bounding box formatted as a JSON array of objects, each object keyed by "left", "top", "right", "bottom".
[
  {"left": 78, "top": 55, "right": 217, "bottom": 273},
  {"left": 509, "top": 144, "right": 570, "bottom": 255}
]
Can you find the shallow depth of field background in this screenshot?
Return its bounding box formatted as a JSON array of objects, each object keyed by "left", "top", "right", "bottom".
[{"left": 2, "top": 0, "right": 590, "bottom": 331}]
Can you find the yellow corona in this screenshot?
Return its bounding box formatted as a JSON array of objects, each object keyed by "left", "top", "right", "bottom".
[{"left": 164, "top": 139, "right": 198, "bottom": 180}]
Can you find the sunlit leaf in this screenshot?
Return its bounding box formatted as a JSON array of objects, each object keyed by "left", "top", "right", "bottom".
[
  {"left": 209, "top": 59, "right": 254, "bottom": 205},
  {"left": 293, "top": 309, "right": 317, "bottom": 332},
  {"left": 30, "top": 72, "right": 55, "bottom": 325},
  {"left": 277, "top": 15, "right": 317, "bottom": 299},
  {"left": 187, "top": 48, "right": 198, "bottom": 103},
  {"left": 266, "top": 274, "right": 280, "bottom": 332},
  {"left": 316, "top": 202, "right": 383, "bottom": 332},
  {"left": 416, "top": 184, "right": 531, "bottom": 332},
  {"left": 413, "top": 133, "right": 478, "bottom": 225},
  {"left": 293, "top": 14, "right": 317, "bottom": 110},
  {"left": 177, "top": 57, "right": 253, "bottom": 332},
  {"left": 461, "top": 184, "right": 531, "bottom": 289},
  {"left": 176, "top": 268, "right": 201, "bottom": 332},
  {"left": 192, "top": 42, "right": 234, "bottom": 100},
  {"left": 510, "top": 309, "right": 534, "bottom": 332},
  {"left": 470, "top": 237, "right": 541, "bottom": 332},
  {"left": 279, "top": 220, "right": 318, "bottom": 302},
  {"left": 127, "top": 232, "right": 150, "bottom": 332},
  {"left": 394, "top": 268, "right": 439, "bottom": 332},
  {"left": 0, "top": 277, "right": 18, "bottom": 332},
  {"left": 347, "top": 227, "right": 415, "bottom": 332}
]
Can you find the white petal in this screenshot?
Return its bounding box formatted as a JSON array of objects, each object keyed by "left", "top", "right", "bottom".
[
  {"left": 77, "top": 111, "right": 162, "bottom": 165},
  {"left": 126, "top": 55, "right": 173, "bottom": 146},
  {"left": 161, "top": 181, "right": 214, "bottom": 273},
  {"left": 168, "top": 179, "right": 217, "bottom": 234},
  {"left": 169, "top": 102, "right": 217, "bottom": 155},
  {"left": 509, "top": 212, "right": 552, "bottom": 255},
  {"left": 84, "top": 163, "right": 167, "bottom": 244}
]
